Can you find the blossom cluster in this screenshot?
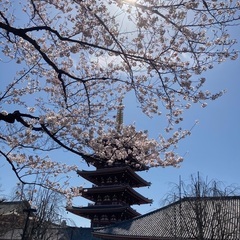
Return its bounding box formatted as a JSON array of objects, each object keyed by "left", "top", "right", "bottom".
[
  {"left": 0, "top": 0, "right": 239, "bottom": 196},
  {"left": 88, "top": 125, "right": 185, "bottom": 169}
]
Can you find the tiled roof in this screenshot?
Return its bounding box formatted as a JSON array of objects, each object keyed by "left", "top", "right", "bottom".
[{"left": 93, "top": 196, "right": 240, "bottom": 240}]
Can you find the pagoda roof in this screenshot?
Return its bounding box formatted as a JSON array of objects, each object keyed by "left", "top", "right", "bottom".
[
  {"left": 80, "top": 185, "right": 152, "bottom": 205},
  {"left": 66, "top": 205, "right": 140, "bottom": 220},
  {"left": 77, "top": 166, "right": 151, "bottom": 188},
  {"left": 82, "top": 155, "right": 149, "bottom": 171}
]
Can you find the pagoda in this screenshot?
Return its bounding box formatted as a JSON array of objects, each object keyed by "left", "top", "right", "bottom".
[{"left": 67, "top": 105, "right": 152, "bottom": 227}]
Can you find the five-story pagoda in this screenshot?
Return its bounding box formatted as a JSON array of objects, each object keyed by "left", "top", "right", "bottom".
[{"left": 67, "top": 105, "right": 153, "bottom": 227}]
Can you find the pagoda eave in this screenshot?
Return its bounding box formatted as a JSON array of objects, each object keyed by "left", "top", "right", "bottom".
[
  {"left": 81, "top": 185, "right": 152, "bottom": 205},
  {"left": 77, "top": 166, "right": 151, "bottom": 187},
  {"left": 67, "top": 205, "right": 140, "bottom": 219}
]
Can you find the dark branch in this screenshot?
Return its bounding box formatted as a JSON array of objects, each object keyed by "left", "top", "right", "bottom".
[
  {"left": 0, "top": 111, "right": 42, "bottom": 131},
  {"left": 0, "top": 149, "right": 27, "bottom": 185},
  {"left": 0, "top": 111, "right": 90, "bottom": 164}
]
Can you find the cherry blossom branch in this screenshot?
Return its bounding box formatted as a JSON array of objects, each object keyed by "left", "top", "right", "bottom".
[
  {"left": 0, "top": 148, "right": 71, "bottom": 190},
  {"left": 0, "top": 149, "right": 27, "bottom": 185},
  {"left": 39, "top": 123, "right": 89, "bottom": 160},
  {"left": 0, "top": 21, "right": 68, "bottom": 103},
  {"left": 0, "top": 0, "right": 239, "bottom": 193},
  {"left": 0, "top": 111, "right": 90, "bottom": 161}
]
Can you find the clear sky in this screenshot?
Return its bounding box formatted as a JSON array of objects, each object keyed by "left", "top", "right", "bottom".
[{"left": 0, "top": 4, "right": 240, "bottom": 227}]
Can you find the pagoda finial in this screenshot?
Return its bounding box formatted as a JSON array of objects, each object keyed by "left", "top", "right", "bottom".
[{"left": 116, "top": 101, "right": 124, "bottom": 132}]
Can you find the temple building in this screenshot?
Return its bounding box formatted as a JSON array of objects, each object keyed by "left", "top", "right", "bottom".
[{"left": 67, "top": 160, "right": 152, "bottom": 227}]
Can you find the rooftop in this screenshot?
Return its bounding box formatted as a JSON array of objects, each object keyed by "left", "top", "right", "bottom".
[
  {"left": 0, "top": 200, "right": 31, "bottom": 216},
  {"left": 93, "top": 196, "right": 240, "bottom": 240}
]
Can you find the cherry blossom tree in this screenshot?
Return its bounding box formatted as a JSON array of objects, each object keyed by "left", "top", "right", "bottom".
[{"left": 0, "top": 0, "right": 239, "bottom": 193}]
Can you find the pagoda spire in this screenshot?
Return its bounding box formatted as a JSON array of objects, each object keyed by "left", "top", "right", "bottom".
[{"left": 116, "top": 101, "right": 124, "bottom": 132}]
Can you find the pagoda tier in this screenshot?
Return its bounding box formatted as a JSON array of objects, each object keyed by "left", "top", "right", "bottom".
[
  {"left": 67, "top": 205, "right": 140, "bottom": 227},
  {"left": 79, "top": 185, "right": 152, "bottom": 205},
  {"left": 67, "top": 165, "right": 152, "bottom": 228},
  {"left": 77, "top": 166, "right": 151, "bottom": 188}
]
